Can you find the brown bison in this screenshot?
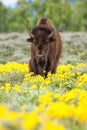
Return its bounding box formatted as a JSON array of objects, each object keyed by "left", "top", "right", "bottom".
[{"left": 27, "top": 17, "right": 62, "bottom": 77}]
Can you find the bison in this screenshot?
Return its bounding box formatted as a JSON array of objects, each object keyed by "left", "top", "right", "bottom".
[{"left": 27, "top": 17, "right": 62, "bottom": 77}]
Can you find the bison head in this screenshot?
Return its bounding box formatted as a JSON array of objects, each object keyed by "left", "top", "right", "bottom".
[{"left": 27, "top": 25, "right": 56, "bottom": 73}]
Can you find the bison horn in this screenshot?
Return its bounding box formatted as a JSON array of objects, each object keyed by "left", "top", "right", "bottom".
[
  {"left": 47, "top": 29, "right": 54, "bottom": 38},
  {"left": 29, "top": 32, "right": 34, "bottom": 38}
]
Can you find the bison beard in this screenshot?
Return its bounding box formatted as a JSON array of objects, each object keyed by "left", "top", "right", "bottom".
[
  {"left": 27, "top": 17, "right": 62, "bottom": 77},
  {"left": 36, "top": 59, "right": 47, "bottom": 76}
]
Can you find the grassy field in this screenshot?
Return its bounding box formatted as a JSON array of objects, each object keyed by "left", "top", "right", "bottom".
[
  {"left": 0, "top": 32, "right": 87, "bottom": 64},
  {"left": 0, "top": 33, "right": 87, "bottom": 130}
]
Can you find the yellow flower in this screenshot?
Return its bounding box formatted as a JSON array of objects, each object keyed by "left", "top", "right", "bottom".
[
  {"left": 39, "top": 86, "right": 46, "bottom": 90},
  {"left": 38, "top": 91, "right": 52, "bottom": 105},
  {"left": 71, "top": 72, "right": 75, "bottom": 77},
  {"left": 0, "top": 105, "right": 8, "bottom": 118},
  {"left": 0, "top": 86, "right": 4, "bottom": 90},
  {"left": 54, "top": 93, "right": 61, "bottom": 99},
  {"left": 45, "top": 122, "right": 65, "bottom": 130},
  {"left": 23, "top": 90, "right": 28, "bottom": 93},
  {"left": 45, "top": 78, "right": 51, "bottom": 84},
  {"left": 13, "top": 84, "right": 22, "bottom": 92},
  {"left": 22, "top": 111, "right": 40, "bottom": 130},
  {"left": 45, "top": 102, "right": 75, "bottom": 119},
  {"left": 6, "top": 111, "right": 18, "bottom": 120},
  {"left": 5, "top": 83, "right": 11, "bottom": 92},
  {"left": 0, "top": 62, "right": 28, "bottom": 72},
  {"left": 30, "top": 84, "right": 37, "bottom": 90},
  {"left": 76, "top": 74, "right": 87, "bottom": 87}
]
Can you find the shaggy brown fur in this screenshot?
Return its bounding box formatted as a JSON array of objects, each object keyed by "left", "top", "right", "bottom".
[{"left": 27, "top": 17, "right": 62, "bottom": 77}]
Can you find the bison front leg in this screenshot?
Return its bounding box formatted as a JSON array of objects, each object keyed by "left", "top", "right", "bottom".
[
  {"left": 29, "top": 59, "right": 39, "bottom": 75},
  {"left": 50, "top": 64, "right": 56, "bottom": 74},
  {"left": 51, "top": 60, "right": 58, "bottom": 74},
  {"left": 46, "top": 61, "right": 57, "bottom": 76}
]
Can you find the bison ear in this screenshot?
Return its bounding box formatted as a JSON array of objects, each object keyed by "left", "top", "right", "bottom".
[
  {"left": 49, "top": 37, "right": 56, "bottom": 42},
  {"left": 26, "top": 37, "right": 33, "bottom": 42}
]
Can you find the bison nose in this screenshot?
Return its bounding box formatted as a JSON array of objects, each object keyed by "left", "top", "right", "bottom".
[{"left": 37, "top": 55, "right": 44, "bottom": 60}]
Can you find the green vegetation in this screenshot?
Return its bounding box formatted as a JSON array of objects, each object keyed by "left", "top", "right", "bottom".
[{"left": 0, "top": 0, "right": 87, "bottom": 32}]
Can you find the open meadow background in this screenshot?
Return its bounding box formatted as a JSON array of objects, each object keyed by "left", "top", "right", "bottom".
[
  {"left": 0, "top": 32, "right": 87, "bottom": 64},
  {"left": 0, "top": 0, "right": 87, "bottom": 130}
]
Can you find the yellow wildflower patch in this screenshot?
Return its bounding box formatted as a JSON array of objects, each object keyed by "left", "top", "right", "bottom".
[{"left": 0, "top": 62, "right": 87, "bottom": 130}]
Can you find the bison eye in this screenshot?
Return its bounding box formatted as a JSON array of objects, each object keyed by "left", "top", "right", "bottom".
[{"left": 49, "top": 37, "right": 56, "bottom": 42}]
